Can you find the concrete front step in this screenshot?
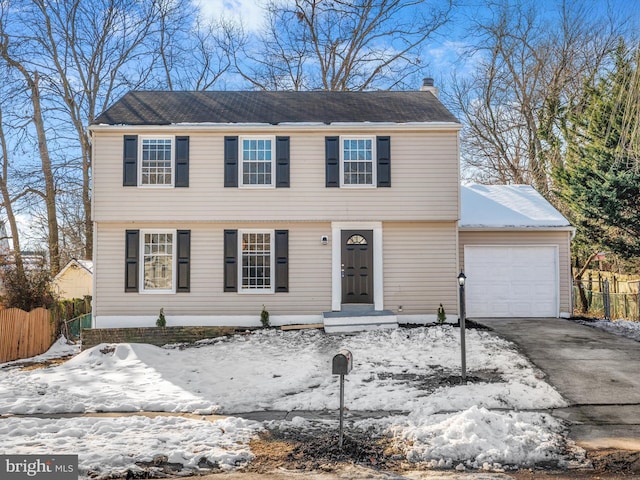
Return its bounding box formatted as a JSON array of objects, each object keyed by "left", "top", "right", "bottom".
[{"left": 322, "top": 310, "right": 398, "bottom": 334}]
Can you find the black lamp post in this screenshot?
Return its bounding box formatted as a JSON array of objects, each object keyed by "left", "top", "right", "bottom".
[{"left": 458, "top": 271, "right": 467, "bottom": 384}]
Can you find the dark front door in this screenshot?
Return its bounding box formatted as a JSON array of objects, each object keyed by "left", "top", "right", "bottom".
[{"left": 341, "top": 230, "right": 373, "bottom": 304}]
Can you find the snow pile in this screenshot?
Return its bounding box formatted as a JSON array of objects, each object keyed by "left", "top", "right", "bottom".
[
  {"left": 0, "top": 343, "right": 218, "bottom": 414},
  {"left": 390, "top": 406, "right": 575, "bottom": 469},
  {"left": 578, "top": 318, "right": 640, "bottom": 342},
  {"left": 35, "top": 335, "right": 81, "bottom": 360},
  {"left": 0, "top": 335, "right": 80, "bottom": 367},
  {"left": 0, "top": 415, "right": 260, "bottom": 478}
]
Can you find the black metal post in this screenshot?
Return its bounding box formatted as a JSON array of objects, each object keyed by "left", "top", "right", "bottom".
[
  {"left": 458, "top": 273, "right": 467, "bottom": 384},
  {"left": 338, "top": 374, "right": 345, "bottom": 448}
]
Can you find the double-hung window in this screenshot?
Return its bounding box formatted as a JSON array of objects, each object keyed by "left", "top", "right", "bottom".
[
  {"left": 142, "top": 231, "right": 175, "bottom": 292},
  {"left": 325, "top": 135, "right": 390, "bottom": 188},
  {"left": 241, "top": 137, "right": 274, "bottom": 187},
  {"left": 224, "top": 229, "right": 288, "bottom": 293},
  {"left": 140, "top": 137, "right": 173, "bottom": 186},
  {"left": 123, "top": 135, "right": 189, "bottom": 187},
  {"left": 240, "top": 230, "right": 274, "bottom": 292},
  {"left": 342, "top": 136, "right": 376, "bottom": 187},
  {"left": 125, "top": 229, "right": 190, "bottom": 293}
]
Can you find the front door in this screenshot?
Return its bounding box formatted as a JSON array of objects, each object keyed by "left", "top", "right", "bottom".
[{"left": 341, "top": 230, "right": 373, "bottom": 304}]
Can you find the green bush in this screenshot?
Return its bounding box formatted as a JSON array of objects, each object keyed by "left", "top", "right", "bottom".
[
  {"left": 260, "top": 305, "right": 270, "bottom": 328},
  {"left": 156, "top": 307, "right": 167, "bottom": 327},
  {"left": 437, "top": 304, "right": 446, "bottom": 324}
]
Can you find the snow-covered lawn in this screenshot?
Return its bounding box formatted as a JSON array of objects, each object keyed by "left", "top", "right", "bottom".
[
  {"left": 0, "top": 326, "right": 584, "bottom": 478},
  {"left": 576, "top": 318, "right": 640, "bottom": 342}
]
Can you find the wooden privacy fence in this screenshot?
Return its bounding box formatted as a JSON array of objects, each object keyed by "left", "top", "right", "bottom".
[{"left": 0, "top": 308, "right": 56, "bottom": 363}]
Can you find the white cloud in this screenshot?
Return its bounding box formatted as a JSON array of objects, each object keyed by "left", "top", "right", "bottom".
[{"left": 193, "top": 0, "right": 269, "bottom": 32}]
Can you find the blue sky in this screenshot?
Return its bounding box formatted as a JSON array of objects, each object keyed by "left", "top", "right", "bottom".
[{"left": 195, "top": 0, "right": 640, "bottom": 91}]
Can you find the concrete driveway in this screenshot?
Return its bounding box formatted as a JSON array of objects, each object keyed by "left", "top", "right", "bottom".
[{"left": 475, "top": 317, "right": 640, "bottom": 451}]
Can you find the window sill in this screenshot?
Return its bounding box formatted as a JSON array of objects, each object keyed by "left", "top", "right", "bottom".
[{"left": 238, "top": 289, "right": 275, "bottom": 294}]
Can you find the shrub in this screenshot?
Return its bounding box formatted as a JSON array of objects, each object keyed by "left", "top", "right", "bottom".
[
  {"left": 0, "top": 263, "right": 56, "bottom": 311},
  {"left": 260, "top": 305, "right": 270, "bottom": 328},
  {"left": 437, "top": 304, "right": 446, "bottom": 324},
  {"left": 156, "top": 307, "right": 167, "bottom": 327}
]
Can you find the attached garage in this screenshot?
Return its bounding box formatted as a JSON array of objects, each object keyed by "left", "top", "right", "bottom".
[
  {"left": 464, "top": 245, "right": 558, "bottom": 317},
  {"left": 459, "top": 185, "right": 574, "bottom": 318}
]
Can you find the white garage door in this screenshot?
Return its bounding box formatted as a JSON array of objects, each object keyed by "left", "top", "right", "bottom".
[{"left": 464, "top": 245, "right": 558, "bottom": 318}]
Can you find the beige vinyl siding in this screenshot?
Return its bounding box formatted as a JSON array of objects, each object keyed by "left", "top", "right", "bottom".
[
  {"left": 383, "top": 222, "right": 458, "bottom": 315},
  {"left": 94, "top": 222, "right": 333, "bottom": 318},
  {"left": 458, "top": 230, "right": 572, "bottom": 314},
  {"left": 92, "top": 129, "right": 459, "bottom": 223}
]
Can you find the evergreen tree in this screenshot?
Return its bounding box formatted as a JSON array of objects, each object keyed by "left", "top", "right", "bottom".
[{"left": 554, "top": 42, "right": 640, "bottom": 262}]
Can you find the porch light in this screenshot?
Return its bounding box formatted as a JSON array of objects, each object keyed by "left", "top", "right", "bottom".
[{"left": 458, "top": 271, "right": 466, "bottom": 287}]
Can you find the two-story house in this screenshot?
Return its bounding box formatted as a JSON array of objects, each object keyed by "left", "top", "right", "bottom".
[{"left": 89, "top": 82, "right": 573, "bottom": 330}]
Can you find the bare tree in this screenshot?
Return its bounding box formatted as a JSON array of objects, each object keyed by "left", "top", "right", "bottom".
[
  {"left": 0, "top": 29, "right": 61, "bottom": 274},
  {"left": 449, "top": 0, "right": 623, "bottom": 194},
  {"left": 153, "top": 2, "right": 232, "bottom": 90},
  {"left": 24, "top": 0, "right": 166, "bottom": 260},
  {"left": 0, "top": 105, "right": 25, "bottom": 280},
  {"left": 615, "top": 44, "right": 640, "bottom": 162},
  {"left": 231, "top": 0, "right": 455, "bottom": 91},
  {"left": 0, "top": 0, "right": 182, "bottom": 264}
]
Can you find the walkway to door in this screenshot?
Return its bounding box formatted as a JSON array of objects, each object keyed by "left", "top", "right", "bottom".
[{"left": 476, "top": 317, "right": 640, "bottom": 450}]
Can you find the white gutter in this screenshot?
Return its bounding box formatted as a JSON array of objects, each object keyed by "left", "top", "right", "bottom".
[
  {"left": 88, "top": 122, "right": 462, "bottom": 133},
  {"left": 459, "top": 226, "right": 576, "bottom": 233}
]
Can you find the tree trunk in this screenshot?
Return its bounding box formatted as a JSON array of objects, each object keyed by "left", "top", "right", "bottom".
[
  {"left": 0, "top": 107, "right": 25, "bottom": 280},
  {"left": 82, "top": 134, "right": 92, "bottom": 259},
  {"left": 574, "top": 252, "right": 600, "bottom": 314},
  {"left": 0, "top": 34, "right": 60, "bottom": 274},
  {"left": 32, "top": 72, "right": 61, "bottom": 275}
]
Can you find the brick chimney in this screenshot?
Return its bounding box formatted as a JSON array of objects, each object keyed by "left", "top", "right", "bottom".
[{"left": 420, "top": 77, "right": 438, "bottom": 97}]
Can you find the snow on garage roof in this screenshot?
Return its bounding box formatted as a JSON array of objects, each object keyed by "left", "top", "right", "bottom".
[{"left": 460, "top": 184, "right": 571, "bottom": 229}]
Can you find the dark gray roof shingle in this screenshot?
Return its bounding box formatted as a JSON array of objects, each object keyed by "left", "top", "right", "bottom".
[{"left": 93, "top": 90, "right": 459, "bottom": 125}]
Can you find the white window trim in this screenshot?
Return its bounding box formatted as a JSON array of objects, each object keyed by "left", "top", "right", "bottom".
[
  {"left": 239, "top": 135, "right": 276, "bottom": 189},
  {"left": 138, "top": 135, "right": 175, "bottom": 188},
  {"left": 340, "top": 135, "right": 377, "bottom": 188},
  {"left": 139, "top": 229, "right": 177, "bottom": 294},
  {"left": 238, "top": 229, "right": 275, "bottom": 294},
  {"left": 331, "top": 222, "right": 383, "bottom": 311}
]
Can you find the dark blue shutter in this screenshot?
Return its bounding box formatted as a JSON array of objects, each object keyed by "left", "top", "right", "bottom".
[
  {"left": 224, "top": 229, "right": 238, "bottom": 291},
  {"left": 123, "top": 135, "right": 138, "bottom": 186},
  {"left": 274, "top": 230, "right": 289, "bottom": 292},
  {"left": 175, "top": 136, "right": 189, "bottom": 187},
  {"left": 275, "top": 137, "right": 290, "bottom": 188},
  {"left": 224, "top": 136, "right": 238, "bottom": 187},
  {"left": 125, "top": 230, "right": 139, "bottom": 292},
  {"left": 176, "top": 230, "right": 190, "bottom": 292},
  {"left": 377, "top": 136, "right": 391, "bottom": 187},
  {"left": 325, "top": 136, "right": 340, "bottom": 187}
]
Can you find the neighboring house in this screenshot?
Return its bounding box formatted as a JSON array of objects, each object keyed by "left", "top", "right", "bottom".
[
  {"left": 89, "top": 82, "right": 572, "bottom": 329},
  {"left": 52, "top": 259, "right": 93, "bottom": 300}
]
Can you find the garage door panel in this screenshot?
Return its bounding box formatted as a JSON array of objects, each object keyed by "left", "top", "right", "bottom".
[
  {"left": 511, "top": 284, "right": 530, "bottom": 297},
  {"left": 511, "top": 303, "right": 533, "bottom": 316},
  {"left": 465, "top": 245, "right": 558, "bottom": 318},
  {"left": 490, "top": 303, "right": 511, "bottom": 316},
  {"left": 533, "top": 284, "right": 555, "bottom": 296}
]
